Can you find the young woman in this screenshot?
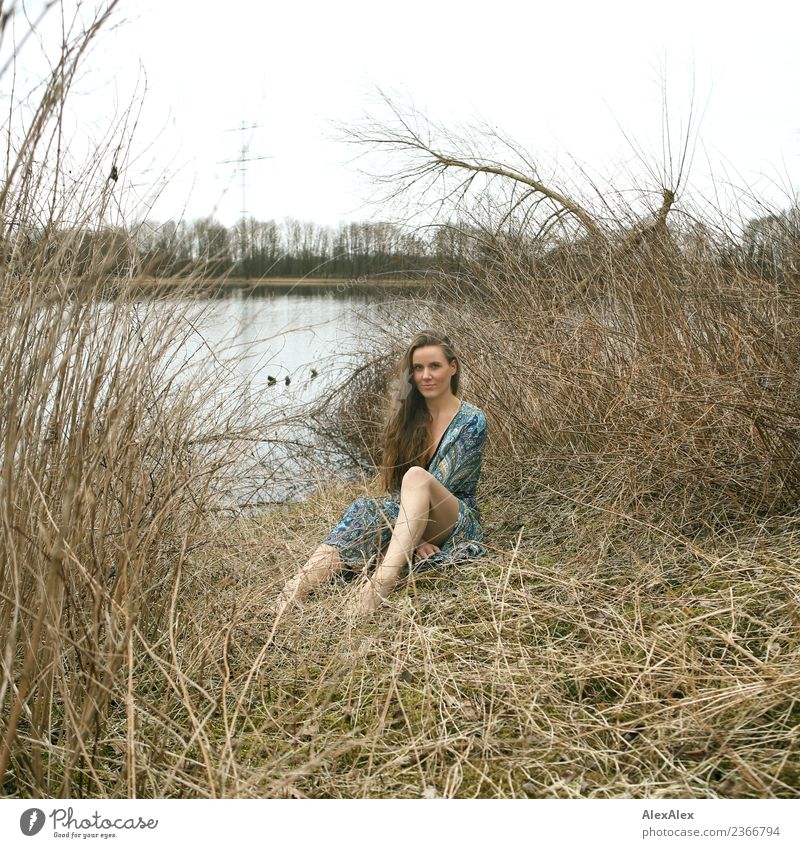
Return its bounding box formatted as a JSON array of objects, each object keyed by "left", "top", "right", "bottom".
[{"left": 277, "top": 329, "right": 488, "bottom": 616}]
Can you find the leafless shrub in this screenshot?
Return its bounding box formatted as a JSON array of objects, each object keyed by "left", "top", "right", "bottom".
[{"left": 338, "top": 97, "right": 800, "bottom": 531}]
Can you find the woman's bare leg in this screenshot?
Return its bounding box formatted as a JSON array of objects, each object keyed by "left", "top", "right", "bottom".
[
  {"left": 275, "top": 543, "right": 344, "bottom": 618},
  {"left": 352, "top": 468, "right": 460, "bottom": 614}
]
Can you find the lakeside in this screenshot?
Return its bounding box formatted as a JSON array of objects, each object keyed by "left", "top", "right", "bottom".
[{"left": 3, "top": 0, "right": 799, "bottom": 802}]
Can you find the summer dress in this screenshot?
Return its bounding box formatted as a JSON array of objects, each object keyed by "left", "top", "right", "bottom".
[{"left": 321, "top": 400, "right": 488, "bottom": 575}]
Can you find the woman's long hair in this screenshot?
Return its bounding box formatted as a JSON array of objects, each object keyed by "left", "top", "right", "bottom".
[{"left": 380, "top": 330, "right": 461, "bottom": 492}]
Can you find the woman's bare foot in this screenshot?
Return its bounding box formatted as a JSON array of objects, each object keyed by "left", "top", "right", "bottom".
[
  {"left": 349, "top": 574, "right": 394, "bottom": 616},
  {"left": 274, "top": 573, "right": 307, "bottom": 620},
  {"left": 275, "top": 544, "right": 342, "bottom": 620}
]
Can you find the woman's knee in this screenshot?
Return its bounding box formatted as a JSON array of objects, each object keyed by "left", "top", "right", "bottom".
[{"left": 401, "top": 466, "right": 432, "bottom": 490}]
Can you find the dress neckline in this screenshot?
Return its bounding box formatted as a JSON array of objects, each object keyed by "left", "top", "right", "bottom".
[{"left": 425, "top": 399, "right": 464, "bottom": 469}]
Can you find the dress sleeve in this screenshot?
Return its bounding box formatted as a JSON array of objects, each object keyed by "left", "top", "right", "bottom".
[{"left": 431, "top": 412, "right": 487, "bottom": 499}]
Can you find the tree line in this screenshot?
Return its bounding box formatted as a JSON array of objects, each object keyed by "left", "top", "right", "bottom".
[
  {"left": 132, "top": 217, "right": 472, "bottom": 279},
  {"left": 5, "top": 209, "right": 797, "bottom": 282}
]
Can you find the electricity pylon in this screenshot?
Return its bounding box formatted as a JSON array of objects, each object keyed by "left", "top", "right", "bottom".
[
  {"left": 219, "top": 122, "right": 270, "bottom": 271},
  {"left": 219, "top": 121, "right": 270, "bottom": 221}
]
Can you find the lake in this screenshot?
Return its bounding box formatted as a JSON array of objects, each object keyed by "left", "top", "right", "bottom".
[{"left": 179, "top": 283, "right": 427, "bottom": 507}]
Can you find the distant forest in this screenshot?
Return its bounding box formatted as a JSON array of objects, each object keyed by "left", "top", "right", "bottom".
[
  {"left": 19, "top": 209, "right": 799, "bottom": 281},
  {"left": 130, "top": 218, "right": 472, "bottom": 279}
]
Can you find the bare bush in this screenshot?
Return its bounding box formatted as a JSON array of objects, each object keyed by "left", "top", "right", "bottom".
[{"left": 339, "top": 98, "right": 800, "bottom": 531}]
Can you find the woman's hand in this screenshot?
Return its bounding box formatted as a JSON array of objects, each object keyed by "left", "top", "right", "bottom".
[{"left": 414, "top": 542, "right": 441, "bottom": 561}]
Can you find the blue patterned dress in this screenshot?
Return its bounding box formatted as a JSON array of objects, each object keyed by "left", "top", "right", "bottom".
[{"left": 321, "top": 400, "right": 488, "bottom": 575}]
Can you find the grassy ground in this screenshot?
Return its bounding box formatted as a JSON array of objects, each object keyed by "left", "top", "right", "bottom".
[{"left": 110, "top": 483, "right": 798, "bottom": 799}]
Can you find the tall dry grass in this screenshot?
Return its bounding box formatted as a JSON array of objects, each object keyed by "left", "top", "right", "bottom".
[
  {"left": 0, "top": 2, "right": 251, "bottom": 796},
  {"left": 342, "top": 98, "right": 800, "bottom": 529}
]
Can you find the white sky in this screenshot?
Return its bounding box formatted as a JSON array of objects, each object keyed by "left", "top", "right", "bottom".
[{"left": 8, "top": 0, "right": 800, "bottom": 227}]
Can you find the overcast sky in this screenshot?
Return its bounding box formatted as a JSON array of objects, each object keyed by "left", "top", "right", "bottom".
[{"left": 10, "top": 0, "right": 800, "bottom": 227}]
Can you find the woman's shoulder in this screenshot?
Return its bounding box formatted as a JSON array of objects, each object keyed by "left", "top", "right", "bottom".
[{"left": 460, "top": 400, "right": 487, "bottom": 431}]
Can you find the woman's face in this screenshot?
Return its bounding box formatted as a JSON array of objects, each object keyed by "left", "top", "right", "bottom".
[{"left": 411, "top": 345, "right": 457, "bottom": 401}]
